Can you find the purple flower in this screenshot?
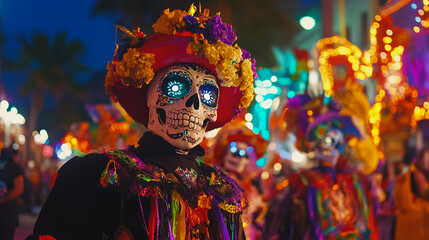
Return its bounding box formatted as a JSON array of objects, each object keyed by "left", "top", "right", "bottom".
[
  {"left": 203, "top": 15, "right": 237, "bottom": 45},
  {"left": 183, "top": 15, "right": 201, "bottom": 33},
  {"left": 242, "top": 49, "right": 258, "bottom": 78},
  {"left": 250, "top": 57, "right": 258, "bottom": 79},
  {"left": 241, "top": 49, "right": 251, "bottom": 60}
]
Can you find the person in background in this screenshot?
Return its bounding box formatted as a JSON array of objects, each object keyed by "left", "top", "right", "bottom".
[
  {"left": 375, "top": 161, "right": 400, "bottom": 240},
  {"left": 0, "top": 148, "right": 24, "bottom": 240},
  {"left": 9, "top": 148, "right": 34, "bottom": 214},
  {"left": 393, "top": 148, "right": 429, "bottom": 240},
  {"left": 412, "top": 149, "right": 429, "bottom": 198},
  {"left": 265, "top": 113, "right": 379, "bottom": 240},
  {"left": 205, "top": 122, "right": 268, "bottom": 240}
]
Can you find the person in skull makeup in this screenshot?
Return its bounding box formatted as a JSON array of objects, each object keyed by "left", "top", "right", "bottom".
[
  {"left": 205, "top": 122, "right": 268, "bottom": 240},
  {"left": 265, "top": 112, "right": 378, "bottom": 240},
  {"left": 28, "top": 5, "right": 257, "bottom": 240}
]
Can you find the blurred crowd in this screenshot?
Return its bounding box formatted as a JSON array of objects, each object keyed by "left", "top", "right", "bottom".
[{"left": 3, "top": 110, "right": 429, "bottom": 240}]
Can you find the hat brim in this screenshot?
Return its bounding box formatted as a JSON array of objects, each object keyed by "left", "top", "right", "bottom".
[
  {"left": 305, "top": 112, "right": 361, "bottom": 139},
  {"left": 112, "top": 34, "right": 244, "bottom": 131}
]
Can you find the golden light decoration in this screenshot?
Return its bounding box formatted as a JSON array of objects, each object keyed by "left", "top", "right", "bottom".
[
  {"left": 369, "top": 89, "right": 385, "bottom": 145},
  {"left": 109, "top": 122, "right": 130, "bottom": 134},
  {"left": 411, "top": 101, "right": 429, "bottom": 127},
  {"left": 316, "top": 12, "right": 415, "bottom": 152},
  {"left": 369, "top": 83, "right": 418, "bottom": 146},
  {"left": 416, "top": 0, "right": 429, "bottom": 29},
  {"left": 317, "top": 14, "right": 407, "bottom": 97},
  {"left": 316, "top": 36, "right": 373, "bottom": 97},
  {"left": 61, "top": 132, "right": 90, "bottom": 153},
  {"left": 370, "top": 15, "right": 406, "bottom": 82},
  {"left": 414, "top": 26, "right": 421, "bottom": 33}
]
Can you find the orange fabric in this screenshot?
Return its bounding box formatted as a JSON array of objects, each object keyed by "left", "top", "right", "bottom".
[{"left": 393, "top": 169, "right": 429, "bottom": 240}]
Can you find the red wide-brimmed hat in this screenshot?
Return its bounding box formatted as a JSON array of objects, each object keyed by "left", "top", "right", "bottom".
[{"left": 105, "top": 5, "right": 257, "bottom": 131}]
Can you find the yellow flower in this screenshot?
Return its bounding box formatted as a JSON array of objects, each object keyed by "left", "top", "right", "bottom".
[
  {"left": 152, "top": 8, "right": 188, "bottom": 34},
  {"left": 105, "top": 62, "right": 116, "bottom": 88},
  {"left": 240, "top": 86, "right": 255, "bottom": 108},
  {"left": 239, "top": 59, "right": 253, "bottom": 90},
  {"left": 105, "top": 48, "right": 155, "bottom": 94},
  {"left": 187, "top": 40, "right": 255, "bottom": 109},
  {"left": 201, "top": 41, "right": 243, "bottom": 87},
  {"left": 115, "top": 48, "right": 155, "bottom": 87},
  {"left": 236, "top": 59, "right": 255, "bottom": 108}
]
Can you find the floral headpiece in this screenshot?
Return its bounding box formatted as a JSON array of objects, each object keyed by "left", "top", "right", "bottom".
[
  {"left": 308, "top": 121, "right": 343, "bottom": 141},
  {"left": 205, "top": 122, "right": 267, "bottom": 166},
  {"left": 105, "top": 4, "right": 256, "bottom": 109}
]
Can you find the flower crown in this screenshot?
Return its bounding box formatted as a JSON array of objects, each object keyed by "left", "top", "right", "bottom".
[
  {"left": 309, "top": 121, "right": 343, "bottom": 141},
  {"left": 105, "top": 4, "right": 257, "bottom": 108}
]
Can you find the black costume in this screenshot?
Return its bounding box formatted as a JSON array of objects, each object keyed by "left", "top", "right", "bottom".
[{"left": 28, "top": 132, "right": 245, "bottom": 240}]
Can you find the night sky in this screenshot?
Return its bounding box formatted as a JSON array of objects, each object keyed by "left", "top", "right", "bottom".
[
  {"left": 2, "top": 0, "right": 116, "bottom": 106},
  {"left": 0, "top": 0, "right": 308, "bottom": 142}
]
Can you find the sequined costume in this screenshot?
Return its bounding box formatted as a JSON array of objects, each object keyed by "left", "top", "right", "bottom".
[
  {"left": 28, "top": 132, "right": 245, "bottom": 240},
  {"left": 265, "top": 165, "right": 377, "bottom": 240}
]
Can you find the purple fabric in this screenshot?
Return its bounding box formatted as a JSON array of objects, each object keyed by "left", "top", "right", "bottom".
[
  {"left": 307, "top": 187, "right": 323, "bottom": 239},
  {"left": 212, "top": 198, "right": 231, "bottom": 240},
  {"left": 287, "top": 94, "right": 312, "bottom": 109},
  {"left": 165, "top": 198, "right": 176, "bottom": 240},
  {"left": 286, "top": 94, "right": 313, "bottom": 133},
  {"left": 204, "top": 167, "right": 243, "bottom": 204},
  {"left": 155, "top": 197, "right": 160, "bottom": 240},
  {"left": 307, "top": 187, "right": 315, "bottom": 221},
  {"left": 136, "top": 186, "right": 149, "bottom": 235}
]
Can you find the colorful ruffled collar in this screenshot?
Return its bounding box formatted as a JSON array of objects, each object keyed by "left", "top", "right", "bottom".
[{"left": 101, "top": 132, "right": 243, "bottom": 204}]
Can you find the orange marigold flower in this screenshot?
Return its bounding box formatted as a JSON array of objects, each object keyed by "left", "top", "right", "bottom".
[
  {"left": 115, "top": 48, "right": 155, "bottom": 87},
  {"left": 152, "top": 9, "right": 188, "bottom": 35}
]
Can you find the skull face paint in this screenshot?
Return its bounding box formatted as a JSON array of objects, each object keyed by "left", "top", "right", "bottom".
[
  {"left": 224, "top": 141, "right": 252, "bottom": 174},
  {"left": 316, "top": 128, "right": 344, "bottom": 167},
  {"left": 147, "top": 64, "right": 219, "bottom": 150}
]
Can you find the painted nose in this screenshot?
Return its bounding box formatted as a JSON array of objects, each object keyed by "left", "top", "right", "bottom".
[{"left": 185, "top": 93, "right": 200, "bottom": 110}]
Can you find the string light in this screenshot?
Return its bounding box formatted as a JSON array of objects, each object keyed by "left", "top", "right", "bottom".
[
  {"left": 316, "top": 36, "right": 372, "bottom": 97},
  {"left": 415, "top": 0, "right": 429, "bottom": 29},
  {"left": 369, "top": 90, "right": 384, "bottom": 145},
  {"left": 411, "top": 102, "right": 429, "bottom": 126}
]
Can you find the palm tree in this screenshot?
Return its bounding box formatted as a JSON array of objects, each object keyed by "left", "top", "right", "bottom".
[
  {"left": 210, "top": 0, "right": 301, "bottom": 67},
  {"left": 4, "top": 32, "right": 89, "bottom": 160},
  {"left": 0, "top": 30, "right": 6, "bottom": 100},
  {"left": 92, "top": 0, "right": 301, "bottom": 67}
]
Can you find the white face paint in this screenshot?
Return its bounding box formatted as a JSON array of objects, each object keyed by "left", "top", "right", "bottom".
[
  {"left": 224, "top": 141, "right": 251, "bottom": 174},
  {"left": 317, "top": 128, "right": 343, "bottom": 166},
  {"left": 147, "top": 64, "right": 219, "bottom": 150}
]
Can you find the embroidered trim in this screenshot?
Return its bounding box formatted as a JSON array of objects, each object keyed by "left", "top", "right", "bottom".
[{"left": 218, "top": 201, "right": 242, "bottom": 214}]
